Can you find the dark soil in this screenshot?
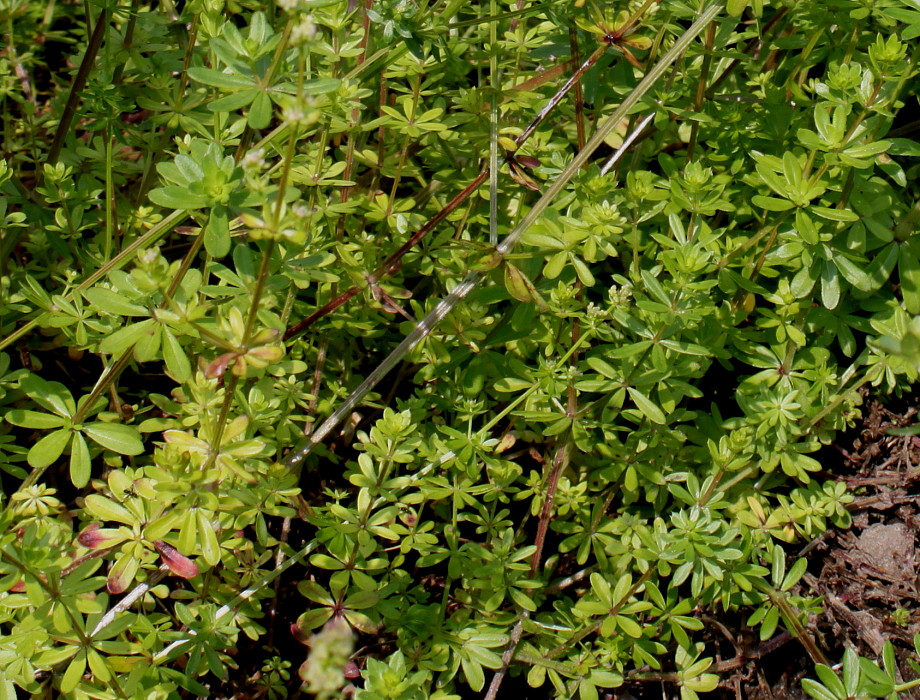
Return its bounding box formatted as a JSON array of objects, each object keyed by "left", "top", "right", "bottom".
[{"left": 696, "top": 394, "right": 920, "bottom": 700}]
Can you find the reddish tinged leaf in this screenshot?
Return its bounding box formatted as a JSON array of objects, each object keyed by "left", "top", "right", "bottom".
[
  {"left": 205, "top": 352, "right": 239, "bottom": 379},
  {"left": 107, "top": 553, "right": 139, "bottom": 594},
  {"left": 343, "top": 661, "right": 361, "bottom": 679},
  {"left": 10, "top": 579, "right": 26, "bottom": 593},
  {"left": 78, "top": 522, "right": 102, "bottom": 547},
  {"left": 291, "top": 622, "right": 312, "bottom": 646},
  {"left": 509, "top": 162, "right": 541, "bottom": 191},
  {"left": 153, "top": 541, "right": 199, "bottom": 579},
  {"left": 78, "top": 523, "right": 126, "bottom": 549},
  {"left": 245, "top": 344, "right": 284, "bottom": 364},
  {"left": 515, "top": 155, "right": 541, "bottom": 169}
]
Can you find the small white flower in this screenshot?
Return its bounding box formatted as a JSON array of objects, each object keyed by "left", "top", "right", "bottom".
[
  {"left": 291, "top": 16, "right": 318, "bottom": 44},
  {"left": 242, "top": 148, "right": 266, "bottom": 170}
]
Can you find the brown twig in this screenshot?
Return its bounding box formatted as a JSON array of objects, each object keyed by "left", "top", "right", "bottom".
[
  {"left": 47, "top": 7, "right": 111, "bottom": 165},
  {"left": 484, "top": 616, "right": 527, "bottom": 700},
  {"left": 569, "top": 27, "right": 587, "bottom": 151},
  {"left": 530, "top": 440, "right": 571, "bottom": 575}
]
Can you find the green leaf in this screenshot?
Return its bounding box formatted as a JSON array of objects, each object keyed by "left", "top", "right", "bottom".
[
  {"left": 162, "top": 328, "right": 192, "bottom": 383},
  {"left": 759, "top": 605, "right": 779, "bottom": 639},
  {"left": 248, "top": 91, "right": 273, "bottom": 129},
  {"left": 782, "top": 557, "right": 808, "bottom": 591},
  {"left": 107, "top": 552, "right": 140, "bottom": 594},
  {"left": 84, "top": 494, "right": 137, "bottom": 525},
  {"left": 207, "top": 88, "right": 259, "bottom": 112},
  {"left": 82, "top": 423, "right": 144, "bottom": 455},
  {"left": 820, "top": 261, "right": 840, "bottom": 309},
  {"left": 28, "top": 428, "right": 72, "bottom": 469},
  {"left": 544, "top": 251, "right": 567, "bottom": 279},
  {"left": 148, "top": 185, "right": 210, "bottom": 210},
  {"left": 310, "top": 553, "right": 345, "bottom": 570},
  {"left": 726, "top": 0, "right": 747, "bottom": 15},
  {"left": 20, "top": 374, "right": 75, "bottom": 417},
  {"left": 841, "top": 139, "right": 890, "bottom": 160},
  {"left": 205, "top": 206, "right": 231, "bottom": 258},
  {"left": 298, "top": 581, "right": 335, "bottom": 605},
  {"left": 70, "top": 432, "right": 92, "bottom": 488},
  {"left": 659, "top": 340, "right": 710, "bottom": 356},
  {"left": 899, "top": 245, "right": 920, "bottom": 314},
  {"left": 834, "top": 254, "right": 871, "bottom": 292},
  {"left": 801, "top": 678, "right": 841, "bottom": 700},
  {"left": 782, "top": 151, "right": 803, "bottom": 193},
  {"left": 61, "top": 650, "right": 86, "bottom": 694},
  {"left": 83, "top": 288, "right": 149, "bottom": 316},
  {"left": 98, "top": 319, "right": 159, "bottom": 356},
  {"left": 571, "top": 257, "right": 595, "bottom": 286},
  {"left": 756, "top": 162, "right": 790, "bottom": 198},
  {"left": 5, "top": 409, "right": 67, "bottom": 429},
  {"left": 627, "top": 387, "right": 666, "bottom": 425},
  {"left": 0, "top": 674, "right": 16, "bottom": 700},
  {"left": 177, "top": 509, "right": 198, "bottom": 554},
  {"left": 810, "top": 205, "right": 859, "bottom": 222},
  {"left": 616, "top": 615, "right": 643, "bottom": 638},
  {"left": 196, "top": 510, "right": 221, "bottom": 567},
  {"left": 345, "top": 589, "right": 380, "bottom": 609},
  {"left": 684, "top": 673, "right": 719, "bottom": 692},
  {"left": 296, "top": 608, "right": 334, "bottom": 631},
  {"left": 460, "top": 655, "right": 485, "bottom": 692},
  {"left": 302, "top": 77, "right": 342, "bottom": 95},
  {"left": 752, "top": 195, "right": 794, "bottom": 211},
  {"left": 86, "top": 649, "right": 112, "bottom": 683},
  {"left": 864, "top": 242, "right": 898, "bottom": 291},
  {"left": 174, "top": 154, "right": 205, "bottom": 183},
  {"left": 815, "top": 664, "right": 847, "bottom": 698},
  {"left": 187, "top": 67, "right": 255, "bottom": 90}
]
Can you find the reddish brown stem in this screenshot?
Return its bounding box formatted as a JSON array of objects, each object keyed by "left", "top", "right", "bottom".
[
  {"left": 285, "top": 169, "right": 490, "bottom": 340},
  {"left": 284, "top": 285, "right": 363, "bottom": 340},
  {"left": 47, "top": 8, "right": 110, "bottom": 165},
  {"left": 516, "top": 44, "right": 607, "bottom": 147},
  {"left": 569, "top": 27, "right": 587, "bottom": 151},
  {"left": 530, "top": 442, "right": 570, "bottom": 575}
]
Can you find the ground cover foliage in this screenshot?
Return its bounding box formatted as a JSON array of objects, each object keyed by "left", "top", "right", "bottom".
[{"left": 1, "top": 0, "right": 920, "bottom": 696}]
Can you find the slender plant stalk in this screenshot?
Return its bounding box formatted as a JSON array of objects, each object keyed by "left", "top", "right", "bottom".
[
  {"left": 569, "top": 26, "right": 587, "bottom": 151},
  {"left": 706, "top": 6, "right": 788, "bottom": 97},
  {"left": 46, "top": 7, "right": 110, "bottom": 165},
  {"left": 488, "top": 0, "right": 500, "bottom": 247},
  {"left": 484, "top": 616, "right": 527, "bottom": 700},
  {"left": 685, "top": 18, "right": 716, "bottom": 162},
  {"left": 530, "top": 439, "right": 572, "bottom": 574}
]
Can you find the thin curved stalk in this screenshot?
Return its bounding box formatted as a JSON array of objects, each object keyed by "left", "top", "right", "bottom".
[{"left": 0, "top": 209, "right": 186, "bottom": 352}]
